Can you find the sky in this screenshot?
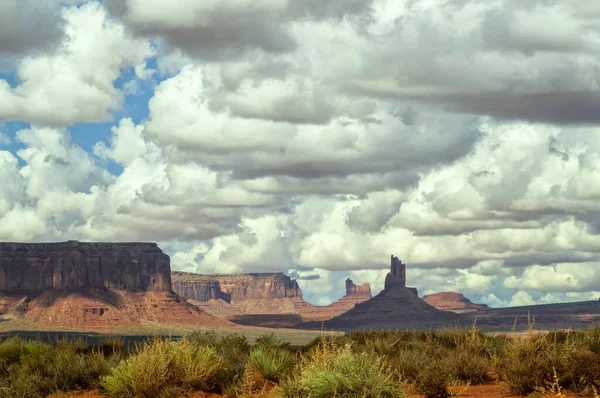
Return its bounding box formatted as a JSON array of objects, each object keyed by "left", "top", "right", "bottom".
[{"left": 1, "top": 0, "right": 600, "bottom": 307}]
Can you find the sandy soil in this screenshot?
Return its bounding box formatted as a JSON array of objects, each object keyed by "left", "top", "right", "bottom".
[{"left": 407, "top": 381, "right": 594, "bottom": 397}]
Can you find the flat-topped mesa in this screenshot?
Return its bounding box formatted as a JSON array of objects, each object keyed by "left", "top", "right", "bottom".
[
  {"left": 384, "top": 255, "right": 406, "bottom": 290},
  {"left": 171, "top": 272, "right": 302, "bottom": 302},
  {"left": 0, "top": 241, "right": 171, "bottom": 294},
  {"left": 423, "top": 292, "right": 489, "bottom": 313},
  {"left": 345, "top": 278, "right": 371, "bottom": 298}
]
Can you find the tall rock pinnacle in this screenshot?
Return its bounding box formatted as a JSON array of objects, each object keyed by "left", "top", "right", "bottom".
[{"left": 384, "top": 255, "right": 406, "bottom": 290}]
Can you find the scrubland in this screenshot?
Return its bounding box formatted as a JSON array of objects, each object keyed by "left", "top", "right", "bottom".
[{"left": 1, "top": 323, "right": 600, "bottom": 398}]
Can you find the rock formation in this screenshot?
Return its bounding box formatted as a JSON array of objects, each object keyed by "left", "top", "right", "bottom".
[
  {"left": 0, "top": 241, "right": 171, "bottom": 293},
  {"left": 423, "top": 292, "right": 489, "bottom": 313},
  {"left": 345, "top": 278, "right": 371, "bottom": 297},
  {"left": 0, "top": 241, "right": 232, "bottom": 330},
  {"left": 172, "top": 272, "right": 373, "bottom": 327},
  {"left": 385, "top": 255, "right": 406, "bottom": 289},
  {"left": 171, "top": 272, "right": 302, "bottom": 302},
  {"left": 298, "top": 255, "right": 463, "bottom": 331}
]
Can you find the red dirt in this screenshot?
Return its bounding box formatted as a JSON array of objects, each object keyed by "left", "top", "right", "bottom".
[
  {"left": 407, "top": 382, "right": 593, "bottom": 397},
  {"left": 48, "top": 390, "right": 224, "bottom": 398}
]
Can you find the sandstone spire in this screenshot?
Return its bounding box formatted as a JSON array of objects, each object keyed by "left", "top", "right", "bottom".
[{"left": 384, "top": 255, "right": 406, "bottom": 290}]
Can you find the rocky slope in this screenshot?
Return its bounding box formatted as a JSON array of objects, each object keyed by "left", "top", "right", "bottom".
[
  {"left": 423, "top": 292, "right": 489, "bottom": 313},
  {"left": 299, "top": 255, "right": 462, "bottom": 331},
  {"left": 0, "top": 241, "right": 232, "bottom": 329}
]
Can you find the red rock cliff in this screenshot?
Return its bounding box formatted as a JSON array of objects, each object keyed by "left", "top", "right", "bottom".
[
  {"left": 171, "top": 272, "right": 302, "bottom": 302},
  {"left": 0, "top": 241, "right": 171, "bottom": 294},
  {"left": 345, "top": 278, "right": 371, "bottom": 297}
]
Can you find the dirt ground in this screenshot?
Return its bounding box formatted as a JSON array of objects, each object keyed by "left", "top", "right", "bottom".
[
  {"left": 48, "top": 390, "right": 225, "bottom": 397},
  {"left": 407, "top": 381, "right": 594, "bottom": 398},
  {"left": 49, "top": 382, "right": 596, "bottom": 398}
]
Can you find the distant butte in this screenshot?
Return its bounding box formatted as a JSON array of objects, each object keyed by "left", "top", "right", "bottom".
[
  {"left": 171, "top": 272, "right": 373, "bottom": 327},
  {"left": 0, "top": 241, "right": 232, "bottom": 330},
  {"left": 298, "top": 255, "right": 462, "bottom": 331},
  {"left": 345, "top": 278, "right": 371, "bottom": 297},
  {"left": 423, "top": 292, "right": 489, "bottom": 313}
]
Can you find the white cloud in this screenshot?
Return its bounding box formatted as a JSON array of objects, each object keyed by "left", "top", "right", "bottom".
[
  {"left": 508, "top": 291, "right": 537, "bottom": 307},
  {"left": 480, "top": 294, "right": 508, "bottom": 308},
  {"left": 504, "top": 263, "right": 600, "bottom": 293},
  {"left": 0, "top": 0, "right": 64, "bottom": 57},
  {"left": 0, "top": 2, "right": 153, "bottom": 126},
  {"left": 2, "top": 0, "right": 600, "bottom": 307},
  {"left": 105, "top": 0, "right": 371, "bottom": 59}
]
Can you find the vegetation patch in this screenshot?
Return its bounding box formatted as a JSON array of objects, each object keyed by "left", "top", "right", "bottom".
[{"left": 2, "top": 326, "right": 600, "bottom": 397}]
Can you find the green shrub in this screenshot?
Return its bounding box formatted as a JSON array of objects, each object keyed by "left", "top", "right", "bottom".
[
  {"left": 385, "top": 346, "right": 429, "bottom": 384},
  {"left": 101, "top": 338, "right": 223, "bottom": 397},
  {"left": 413, "top": 361, "right": 451, "bottom": 398},
  {"left": 500, "top": 333, "right": 558, "bottom": 395},
  {"left": 279, "top": 341, "right": 404, "bottom": 398},
  {"left": 445, "top": 350, "right": 490, "bottom": 384},
  {"left": 0, "top": 337, "right": 115, "bottom": 398},
  {"left": 255, "top": 332, "right": 291, "bottom": 350},
  {"left": 248, "top": 346, "right": 294, "bottom": 383},
  {"left": 96, "top": 335, "right": 127, "bottom": 358},
  {"left": 558, "top": 347, "right": 600, "bottom": 394},
  {"left": 173, "top": 340, "right": 224, "bottom": 391},
  {"left": 188, "top": 332, "right": 251, "bottom": 392}
]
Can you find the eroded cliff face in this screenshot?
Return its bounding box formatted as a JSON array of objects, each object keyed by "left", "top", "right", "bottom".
[
  {"left": 171, "top": 272, "right": 302, "bottom": 302},
  {"left": 0, "top": 241, "right": 172, "bottom": 294},
  {"left": 345, "top": 278, "right": 371, "bottom": 298}
]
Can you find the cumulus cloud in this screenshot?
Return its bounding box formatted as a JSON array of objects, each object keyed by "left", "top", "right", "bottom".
[
  {"left": 104, "top": 0, "right": 372, "bottom": 59},
  {"left": 0, "top": 2, "right": 153, "bottom": 126},
  {"left": 0, "top": 0, "right": 64, "bottom": 57},
  {"left": 145, "top": 65, "right": 480, "bottom": 187},
  {"left": 508, "top": 291, "right": 537, "bottom": 307},
  {"left": 2, "top": 0, "right": 600, "bottom": 306},
  {"left": 314, "top": 0, "right": 600, "bottom": 124},
  {"left": 504, "top": 263, "right": 600, "bottom": 293}
]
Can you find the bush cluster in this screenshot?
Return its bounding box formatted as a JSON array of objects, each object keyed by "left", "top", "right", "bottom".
[
  {"left": 0, "top": 336, "right": 121, "bottom": 397},
  {"left": 2, "top": 326, "right": 600, "bottom": 397}
]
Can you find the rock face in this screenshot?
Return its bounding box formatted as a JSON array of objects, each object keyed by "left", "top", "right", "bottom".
[
  {"left": 345, "top": 278, "right": 371, "bottom": 297},
  {"left": 0, "top": 241, "right": 232, "bottom": 330},
  {"left": 0, "top": 241, "right": 171, "bottom": 294},
  {"left": 171, "top": 272, "right": 303, "bottom": 302},
  {"left": 423, "top": 292, "right": 489, "bottom": 313},
  {"left": 299, "top": 255, "right": 462, "bottom": 331},
  {"left": 173, "top": 272, "right": 374, "bottom": 327}
]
